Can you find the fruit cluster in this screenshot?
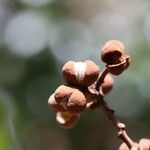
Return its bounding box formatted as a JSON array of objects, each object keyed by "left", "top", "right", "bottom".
[{"left": 48, "top": 40, "right": 130, "bottom": 128}]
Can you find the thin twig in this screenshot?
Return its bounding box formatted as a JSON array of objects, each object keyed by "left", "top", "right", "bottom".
[
  {"left": 118, "top": 130, "right": 135, "bottom": 149},
  {"left": 97, "top": 96, "right": 138, "bottom": 150},
  {"left": 96, "top": 67, "right": 109, "bottom": 91},
  {"left": 93, "top": 65, "right": 137, "bottom": 150}
]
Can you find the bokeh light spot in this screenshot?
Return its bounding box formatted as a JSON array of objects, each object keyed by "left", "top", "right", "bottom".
[
  {"left": 48, "top": 19, "right": 94, "bottom": 62},
  {"left": 4, "top": 11, "right": 48, "bottom": 57}
]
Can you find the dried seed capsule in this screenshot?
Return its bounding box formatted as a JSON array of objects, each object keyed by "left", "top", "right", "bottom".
[
  {"left": 101, "top": 74, "right": 114, "bottom": 95},
  {"left": 48, "top": 94, "right": 65, "bottom": 112},
  {"left": 107, "top": 55, "right": 130, "bottom": 75},
  {"left": 139, "top": 138, "right": 150, "bottom": 150},
  {"left": 66, "top": 88, "right": 86, "bottom": 114},
  {"left": 54, "top": 85, "right": 73, "bottom": 104},
  {"left": 62, "top": 60, "right": 100, "bottom": 86},
  {"left": 83, "top": 60, "right": 100, "bottom": 86},
  {"left": 54, "top": 85, "right": 86, "bottom": 113},
  {"left": 101, "top": 40, "right": 124, "bottom": 65},
  {"left": 56, "top": 111, "right": 80, "bottom": 128}
]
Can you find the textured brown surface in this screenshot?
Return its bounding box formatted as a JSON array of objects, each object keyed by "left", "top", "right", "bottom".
[
  {"left": 107, "top": 55, "right": 130, "bottom": 75},
  {"left": 101, "top": 74, "right": 114, "bottom": 95},
  {"left": 54, "top": 85, "right": 87, "bottom": 113},
  {"left": 48, "top": 94, "right": 65, "bottom": 112},
  {"left": 62, "top": 61, "right": 78, "bottom": 86},
  {"left": 54, "top": 85, "right": 73, "bottom": 104},
  {"left": 83, "top": 60, "right": 100, "bottom": 86},
  {"left": 101, "top": 40, "right": 124, "bottom": 65},
  {"left": 67, "top": 88, "right": 86, "bottom": 113}
]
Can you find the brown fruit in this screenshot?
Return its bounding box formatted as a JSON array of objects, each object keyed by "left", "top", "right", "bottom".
[
  {"left": 101, "top": 40, "right": 124, "bottom": 65},
  {"left": 83, "top": 60, "right": 100, "bottom": 86},
  {"left": 62, "top": 60, "right": 100, "bottom": 86},
  {"left": 54, "top": 85, "right": 73, "bottom": 104},
  {"left": 48, "top": 94, "right": 65, "bottom": 112},
  {"left": 56, "top": 111, "right": 80, "bottom": 128},
  {"left": 54, "top": 85, "right": 86, "bottom": 113},
  {"left": 101, "top": 74, "right": 114, "bottom": 95},
  {"left": 66, "top": 88, "right": 87, "bottom": 114},
  {"left": 107, "top": 55, "right": 130, "bottom": 75}
]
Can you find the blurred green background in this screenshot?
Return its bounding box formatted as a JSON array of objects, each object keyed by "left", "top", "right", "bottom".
[{"left": 0, "top": 0, "right": 150, "bottom": 150}]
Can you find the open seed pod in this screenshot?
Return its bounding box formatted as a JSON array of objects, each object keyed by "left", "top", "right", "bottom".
[
  {"left": 48, "top": 94, "right": 65, "bottom": 112},
  {"left": 66, "top": 88, "right": 87, "bottom": 114},
  {"left": 54, "top": 85, "right": 73, "bottom": 104},
  {"left": 107, "top": 55, "right": 130, "bottom": 75},
  {"left": 62, "top": 60, "right": 100, "bottom": 86},
  {"left": 54, "top": 85, "right": 87, "bottom": 114},
  {"left": 101, "top": 40, "right": 124, "bottom": 65},
  {"left": 56, "top": 111, "right": 80, "bottom": 128},
  {"left": 101, "top": 74, "right": 114, "bottom": 95}
]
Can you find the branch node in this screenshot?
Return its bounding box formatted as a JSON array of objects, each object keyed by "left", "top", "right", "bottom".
[{"left": 117, "top": 122, "right": 126, "bottom": 130}]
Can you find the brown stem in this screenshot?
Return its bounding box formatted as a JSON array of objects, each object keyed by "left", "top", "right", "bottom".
[
  {"left": 88, "top": 62, "right": 139, "bottom": 150},
  {"left": 95, "top": 67, "right": 109, "bottom": 91},
  {"left": 92, "top": 66, "right": 137, "bottom": 149},
  {"left": 97, "top": 96, "right": 137, "bottom": 150},
  {"left": 118, "top": 130, "right": 135, "bottom": 149}
]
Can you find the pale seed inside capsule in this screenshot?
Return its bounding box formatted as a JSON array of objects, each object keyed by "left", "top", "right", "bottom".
[
  {"left": 56, "top": 112, "right": 71, "bottom": 124},
  {"left": 73, "top": 62, "right": 86, "bottom": 82}
]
